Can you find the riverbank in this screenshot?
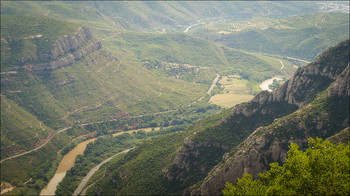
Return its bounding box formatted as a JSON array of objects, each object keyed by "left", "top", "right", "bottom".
[
  {"left": 40, "top": 126, "right": 165, "bottom": 195},
  {"left": 73, "top": 148, "right": 134, "bottom": 195},
  {"left": 259, "top": 76, "right": 283, "bottom": 92},
  {"left": 40, "top": 138, "right": 97, "bottom": 195}
]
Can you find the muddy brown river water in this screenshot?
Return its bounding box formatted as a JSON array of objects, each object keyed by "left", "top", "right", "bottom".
[
  {"left": 40, "top": 127, "right": 161, "bottom": 195},
  {"left": 40, "top": 138, "right": 97, "bottom": 195}
]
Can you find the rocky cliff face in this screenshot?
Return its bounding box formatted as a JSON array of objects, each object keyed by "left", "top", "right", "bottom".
[
  {"left": 49, "top": 27, "right": 93, "bottom": 59},
  {"left": 165, "top": 137, "right": 230, "bottom": 183},
  {"left": 21, "top": 27, "right": 101, "bottom": 71},
  {"left": 165, "top": 41, "right": 349, "bottom": 195},
  {"left": 191, "top": 41, "right": 350, "bottom": 195},
  {"left": 328, "top": 64, "right": 350, "bottom": 97}
]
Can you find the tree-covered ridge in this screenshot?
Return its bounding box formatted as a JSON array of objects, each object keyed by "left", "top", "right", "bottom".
[
  {"left": 0, "top": 1, "right": 323, "bottom": 34},
  {"left": 190, "top": 12, "right": 349, "bottom": 61},
  {"left": 0, "top": 15, "right": 78, "bottom": 40},
  {"left": 223, "top": 138, "right": 350, "bottom": 196}
]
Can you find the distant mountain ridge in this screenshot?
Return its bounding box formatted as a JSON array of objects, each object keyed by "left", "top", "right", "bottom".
[
  {"left": 190, "top": 12, "right": 349, "bottom": 61},
  {"left": 0, "top": 1, "right": 330, "bottom": 33}
]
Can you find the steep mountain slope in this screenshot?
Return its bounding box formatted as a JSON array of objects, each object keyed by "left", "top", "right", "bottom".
[
  {"left": 195, "top": 60, "right": 349, "bottom": 196},
  {"left": 0, "top": 95, "right": 54, "bottom": 159},
  {"left": 1, "top": 15, "right": 82, "bottom": 69},
  {"left": 85, "top": 40, "right": 349, "bottom": 195},
  {"left": 0, "top": 13, "right": 300, "bottom": 194},
  {"left": 190, "top": 12, "right": 349, "bottom": 61},
  {"left": 1, "top": 15, "right": 206, "bottom": 128},
  {"left": 1, "top": 15, "right": 281, "bottom": 132},
  {"left": 169, "top": 40, "right": 350, "bottom": 194},
  {"left": 85, "top": 110, "right": 232, "bottom": 195}
]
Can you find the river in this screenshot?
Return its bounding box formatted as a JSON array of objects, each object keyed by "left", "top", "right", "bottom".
[
  {"left": 39, "top": 127, "right": 162, "bottom": 195},
  {"left": 40, "top": 138, "right": 97, "bottom": 195},
  {"left": 259, "top": 76, "right": 283, "bottom": 92}
]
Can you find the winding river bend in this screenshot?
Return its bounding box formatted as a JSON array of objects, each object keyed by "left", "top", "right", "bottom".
[
  {"left": 40, "top": 138, "right": 97, "bottom": 196},
  {"left": 40, "top": 127, "right": 161, "bottom": 195}
]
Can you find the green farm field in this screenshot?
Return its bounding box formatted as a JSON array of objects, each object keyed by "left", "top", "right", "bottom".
[{"left": 209, "top": 76, "right": 255, "bottom": 108}]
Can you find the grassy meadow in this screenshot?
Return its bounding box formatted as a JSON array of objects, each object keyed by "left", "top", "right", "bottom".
[{"left": 209, "top": 75, "right": 255, "bottom": 108}]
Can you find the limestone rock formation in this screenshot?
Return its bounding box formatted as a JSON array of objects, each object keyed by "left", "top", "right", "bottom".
[
  {"left": 328, "top": 64, "right": 350, "bottom": 97},
  {"left": 21, "top": 27, "right": 101, "bottom": 71},
  {"left": 191, "top": 41, "right": 350, "bottom": 196},
  {"left": 165, "top": 40, "right": 349, "bottom": 195}
]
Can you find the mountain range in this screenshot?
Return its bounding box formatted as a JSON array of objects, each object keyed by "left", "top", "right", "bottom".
[
  {"left": 0, "top": 1, "right": 349, "bottom": 195},
  {"left": 83, "top": 39, "right": 349, "bottom": 195}
]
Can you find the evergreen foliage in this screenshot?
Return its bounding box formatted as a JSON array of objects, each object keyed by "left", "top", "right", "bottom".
[{"left": 223, "top": 138, "right": 350, "bottom": 195}]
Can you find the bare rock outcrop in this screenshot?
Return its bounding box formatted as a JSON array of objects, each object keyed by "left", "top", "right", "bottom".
[
  {"left": 192, "top": 41, "right": 350, "bottom": 196},
  {"left": 49, "top": 27, "right": 93, "bottom": 59},
  {"left": 328, "top": 64, "right": 350, "bottom": 97},
  {"left": 165, "top": 41, "right": 349, "bottom": 195},
  {"left": 165, "top": 137, "right": 230, "bottom": 182},
  {"left": 195, "top": 92, "right": 349, "bottom": 195},
  {"left": 21, "top": 27, "right": 101, "bottom": 71}
]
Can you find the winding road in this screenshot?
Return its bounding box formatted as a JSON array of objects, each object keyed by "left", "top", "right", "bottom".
[
  {"left": 1, "top": 70, "right": 220, "bottom": 163},
  {"left": 184, "top": 24, "right": 195, "bottom": 33},
  {"left": 285, "top": 56, "right": 310, "bottom": 64},
  {"left": 0, "top": 126, "right": 72, "bottom": 163},
  {"left": 279, "top": 60, "right": 285, "bottom": 70},
  {"left": 197, "top": 72, "right": 220, "bottom": 102},
  {"left": 184, "top": 22, "right": 200, "bottom": 33},
  {"left": 207, "top": 73, "right": 220, "bottom": 95},
  {"left": 73, "top": 148, "right": 134, "bottom": 196}
]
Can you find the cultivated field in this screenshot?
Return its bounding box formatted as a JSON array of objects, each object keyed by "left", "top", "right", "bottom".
[{"left": 209, "top": 75, "right": 254, "bottom": 108}]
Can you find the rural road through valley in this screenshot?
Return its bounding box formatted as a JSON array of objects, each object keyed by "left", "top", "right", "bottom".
[
  {"left": 73, "top": 148, "right": 134, "bottom": 196},
  {"left": 279, "top": 60, "right": 285, "bottom": 70},
  {"left": 1, "top": 71, "right": 220, "bottom": 163},
  {"left": 0, "top": 126, "right": 72, "bottom": 163},
  {"left": 207, "top": 73, "right": 220, "bottom": 95},
  {"left": 197, "top": 72, "right": 220, "bottom": 102}
]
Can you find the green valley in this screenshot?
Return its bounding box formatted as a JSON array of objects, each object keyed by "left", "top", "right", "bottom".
[{"left": 1, "top": 1, "right": 349, "bottom": 195}]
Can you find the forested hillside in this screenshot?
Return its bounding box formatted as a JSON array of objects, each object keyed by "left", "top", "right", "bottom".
[
  {"left": 84, "top": 40, "right": 349, "bottom": 195},
  {"left": 1, "top": 8, "right": 298, "bottom": 195},
  {"left": 189, "top": 12, "right": 350, "bottom": 61},
  {"left": 1, "top": 1, "right": 348, "bottom": 195}
]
